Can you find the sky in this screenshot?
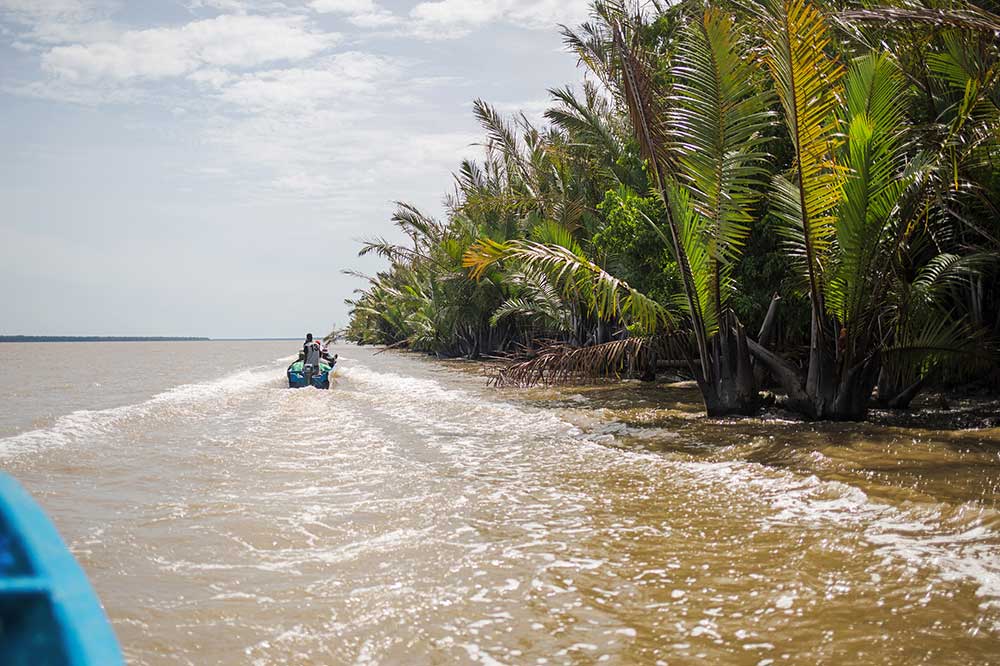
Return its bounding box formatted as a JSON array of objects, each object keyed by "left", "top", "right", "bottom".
[{"left": 0, "top": 0, "right": 590, "bottom": 338}]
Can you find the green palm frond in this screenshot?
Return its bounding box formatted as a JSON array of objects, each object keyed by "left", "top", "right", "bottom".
[
  {"left": 491, "top": 298, "right": 539, "bottom": 326},
  {"left": 883, "top": 310, "right": 989, "bottom": 370},
  {"left": 473, "top": 99, "right": 522, "bottom": 163},
  {"left": 546, "top": 84, "right": 624, "bottom": 162},
  {"left": 669, "top": 8, "right": 772, "bottom": 258},
  {"left": 911, "top": 252, "right": 992, "bottom": 303},
  {"left": 927, "top": 32, "right": 1000, "bottom": 124},
  {"left": 455, "top": 159, "right": 486, "bottom": 194},
  {"left": 599, "top": 7, "right": 716, "bottom": 373},
  {"left": 764, "top": 0, "right": 845, "bottom": 316},
  {"left": 667, "top": 7, "right": 774, "bottom": 329},
  {"left": 391, "top": 202, "right": 443, "bottom": 244},
  {"left": 358, "top": 237, "right": 415, "bottom": 262},
  {"left": 560, "top": 7, "right": 619, "bottom": 91},
  {"left": 490, "top": 268, "right": 572, "bottom": 330},
  {"left": 472, "top": 99, "right": 539, "bottom": 199},
  {"left": 662, "top": 183, "right": 718, "bottom": 334},
  {"left": 825, "top": 52, "right": 909, "bottom": 325},
  {"left": 529, "top": 219, "right": 585, "bottom": 256},
  {"left": 464, "top": 238, "right": 672, "bottom": 335},
  {"left": 341, "top": 269, "right": 375, "bottom": 284}
]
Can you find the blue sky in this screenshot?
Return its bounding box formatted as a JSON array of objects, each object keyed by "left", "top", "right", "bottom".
[{"left": 0, "top": 0, "right": 589, "bottom": 338}]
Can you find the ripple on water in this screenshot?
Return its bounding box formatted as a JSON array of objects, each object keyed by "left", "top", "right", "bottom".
[{"left": 2, "top": 349, "right": 999, "bottom": 665}]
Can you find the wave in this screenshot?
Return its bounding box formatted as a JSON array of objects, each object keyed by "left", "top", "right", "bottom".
[
  {"left": 688, "top": 460, "right": 1000, "bottom": 610},
  {"left": 0, "top": 363, "right": 285, "bottom": 459},
  {"left": 8, "top": 353, "right": 999, "bottom": 624},
  {"left": 338, "top": 361, "right": 1000, "bottom": 615}
]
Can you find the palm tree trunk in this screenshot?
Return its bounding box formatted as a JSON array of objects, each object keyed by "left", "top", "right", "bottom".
[
  {"left": 749, "top": 318, "right": 878, "bottom": 420},
  {"left": 697, "top": 312, "right": 759, "bottom": 416}
]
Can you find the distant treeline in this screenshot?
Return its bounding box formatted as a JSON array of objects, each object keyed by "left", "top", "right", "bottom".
[{"left": 0, "top": 336, "right": 210, "bottom": 343}]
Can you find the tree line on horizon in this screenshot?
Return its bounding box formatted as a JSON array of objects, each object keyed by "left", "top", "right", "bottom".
[{"left": 345, "top": 0, "right": 1000, "bottom": 421}]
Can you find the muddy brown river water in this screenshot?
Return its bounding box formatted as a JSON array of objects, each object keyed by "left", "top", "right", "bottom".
[{"left": 1, "top": 341, "right": 998, "bottom": 664}]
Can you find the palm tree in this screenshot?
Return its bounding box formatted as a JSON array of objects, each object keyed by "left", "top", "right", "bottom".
[
  {"left": 467, "top": 2, "right": 776, "bottom": 415},
  {"left": 351, "top": 0, "right": 998, "bottom": 417},
  {"left": 745, "top": 0, "right": 995, "bottom": 419}
]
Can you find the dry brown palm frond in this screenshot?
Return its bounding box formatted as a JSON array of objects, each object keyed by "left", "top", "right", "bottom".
[
  {"left": 608, "top": 13, "right": 675, "bottom": 176},
  {"left": 838, "top": 7, "right": 1000, "bottom": 34},
  {"left": 488, "top": 335, "right": 692, "bottom": 388},
  {"left": 341, "top": 269, "right": 376, "bottom": 284}
]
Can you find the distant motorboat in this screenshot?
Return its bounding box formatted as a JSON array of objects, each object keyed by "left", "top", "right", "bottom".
[{"left": 0, "top": 473, "right": 124, "bottom": 666}]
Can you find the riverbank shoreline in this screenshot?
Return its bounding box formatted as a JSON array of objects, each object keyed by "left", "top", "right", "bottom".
[{"left": 377, "top": 347, "right": 1000, "bottom": 433}]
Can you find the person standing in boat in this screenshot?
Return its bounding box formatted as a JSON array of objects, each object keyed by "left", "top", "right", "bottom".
[{"left": 303, "top": 333, "right": 322, "bottom": 385}]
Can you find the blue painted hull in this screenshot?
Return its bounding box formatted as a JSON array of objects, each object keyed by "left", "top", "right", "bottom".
[
  {"left": 0, "top": 474, "right": 124, "bottom": 666},
  {"left": 287, "top": 365, "right": 332, "bottom": 389}
]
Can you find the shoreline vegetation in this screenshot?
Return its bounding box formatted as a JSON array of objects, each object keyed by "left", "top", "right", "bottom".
[
  {"left": 345, "top": 0, "right": 1000, "bottom": 422},
  {"left": 395, "top": 347, "right": 1000, "bottom": 432}
]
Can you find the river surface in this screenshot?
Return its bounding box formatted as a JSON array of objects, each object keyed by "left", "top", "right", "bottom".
[{"left": 1, "top": 341, "right": 999, "bottom": 665}]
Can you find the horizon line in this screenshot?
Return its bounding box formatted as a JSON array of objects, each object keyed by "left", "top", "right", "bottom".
[{"left": 0, "top": 335, "right": 306, "bottom": 342}]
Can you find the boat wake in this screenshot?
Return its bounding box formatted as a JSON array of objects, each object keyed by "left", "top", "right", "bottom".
[
  {"left": 4, "top": 347, "right": 999, "bottom": 664},
  {"left": 0, "top": 360, "right": 288, "bottom": 459},
  {"left": 336, "top": 360, "right": 1000, "bottom": 619}
]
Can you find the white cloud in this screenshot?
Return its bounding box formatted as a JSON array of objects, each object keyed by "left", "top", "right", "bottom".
[
  {"left": 308, "top": 0, "right": 399, "bottom": 29},
  {"left": 0, "top": 0, "right": 105, "bottom": 21},
  {"left": 213, "top": 118, "right": 480, "bottom": 203},
  {"left": 408, "top": 0, "right": 592, "bottom": 36},
  {"left": 196, "top": 166, "right": 231, "bottom": 176},
  {"left": 410, "top": 0, "right": 500, "bottom": 27},
  {"left": 214, "top": 52, "right": 399, "bottom": 110},
  {"left": 0, "top": 0, "right": 119, "bottom": 44},
  {"left": 309, "top": 0, "right": 376, "bottom": 13},
  {"left": 186, "top": 0, "right": 297, "bottom": 12},
  {"left": 504, "top": 0, "right": 593, "bottom": 29},
  {"left": 40, "top": 14, "right": 339, "bottom": 81},
  {"left": 307, "top": 0, "right": 591, "bottom": 40},
  {"left": 187, "top": 67, "right": 235, "bottom": 88},
  {"left": 6, "top": 77, "right": 144, "bottom": 105},
  {"left": 346, "top": 9, "right": 398, "bottom": 28},
  {"left": 4, "top": 0, "right": 578, "bottom": 207},
  {"left": 24, "top": 18, "right": 119, "bottom": 44}
]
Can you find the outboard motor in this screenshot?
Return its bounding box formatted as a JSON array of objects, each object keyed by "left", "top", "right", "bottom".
[{"left": 287, "top": 344, "right": 333, "bottom": 389}]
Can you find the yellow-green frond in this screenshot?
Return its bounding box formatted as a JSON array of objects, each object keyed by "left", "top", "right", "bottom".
[{"left": 764, "top": 0, "right": 845, "bottom": 310}]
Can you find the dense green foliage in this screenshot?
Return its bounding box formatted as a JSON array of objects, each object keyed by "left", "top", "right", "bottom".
[{"left": 347, "top": 0, "right": 999, "bottom": 419}]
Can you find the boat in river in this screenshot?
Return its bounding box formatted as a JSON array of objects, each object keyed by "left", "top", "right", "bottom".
[
  {"left": 287, "top": 356, "right": 336, "bottom": 389},
  {"left": 0, "top": 473, "right": 124, "bottom": 666}
]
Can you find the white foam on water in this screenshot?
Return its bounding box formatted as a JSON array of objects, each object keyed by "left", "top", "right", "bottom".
[
  {"left": 338, "top": 359, "right": 1000, "bottom": 616},
  {"left": 12, "top": 349, "right": 1000, "bottom": 662},
  {"left": 0, "top": 363, "right": 285, "bottom": 458},
  {"left": 682, "top": 458, "right": 1000, "bottom": 611}
]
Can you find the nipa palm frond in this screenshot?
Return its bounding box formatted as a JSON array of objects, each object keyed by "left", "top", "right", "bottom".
[
  {"left": 488, "top": 335, "right": 690, "bottom": 388},
  {"left": 825, "top": 52, "right": 909, "bottom": 325},
  {"left": 667, "top": 7, "right": 774, "bottom": 327},
  {"left": 463, "top": 238, "right": 673, "bottom": 335},
  {"left": 838, "top": 6, "right": 1000, "bottom": 35},
  {"left": 764, "top": 0, "right": 845, "bottom": 314},
  {"left": 391, "top": 202, "right": 443, "bottom": 245}
]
